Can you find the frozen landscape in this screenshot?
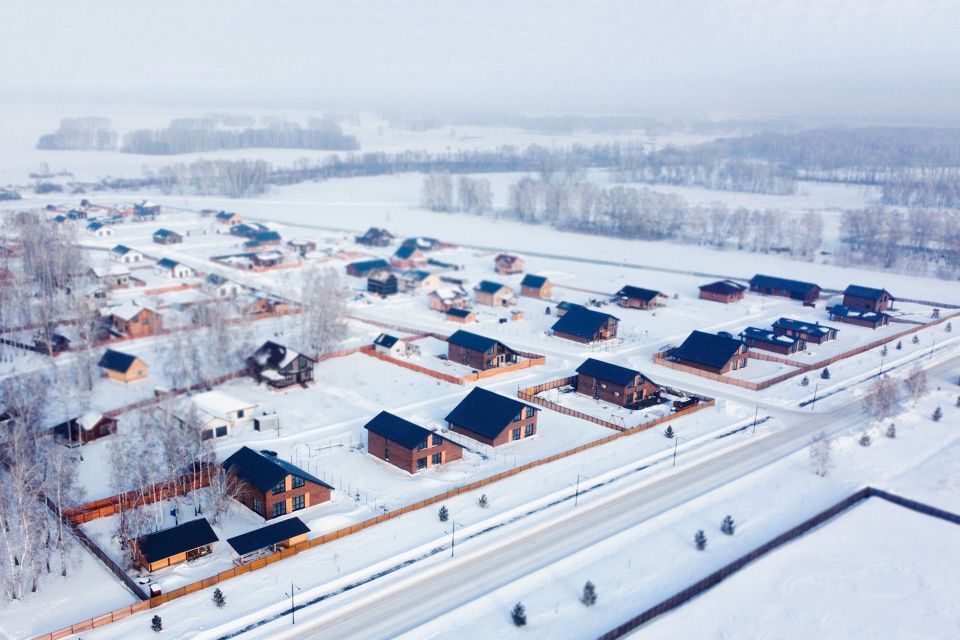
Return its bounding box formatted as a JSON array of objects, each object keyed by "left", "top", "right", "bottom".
[{"left": 1, "top": 3, "right": 960, "bottom": 640}]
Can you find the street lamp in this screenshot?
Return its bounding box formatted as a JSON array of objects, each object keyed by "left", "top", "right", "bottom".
[
  {"left": 751, "top": 406, "right": 759, "bottom": 435},
  {"left": 285, "top": 582, "right": 301, "bottom": 625},
  {"left": 449, "top": 520, "right": 462, "bottom": 558},
  {"left": 672, "top": 436, "right": 685, "bottom": 467},
  {"left": 573, "top": 474, "right": 589, "bottom": 507},
  {"left": 811, "top": 381, "right": 820, "bottom": 411}
]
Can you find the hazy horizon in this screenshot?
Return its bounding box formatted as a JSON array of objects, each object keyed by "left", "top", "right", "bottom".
[{"left": 1, "top": 1, "right": 958, "bottom": 125}]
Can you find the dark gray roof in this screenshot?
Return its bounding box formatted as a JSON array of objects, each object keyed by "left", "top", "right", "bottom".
[
  {"left": 349, "top": 259, "right": 390, "bottom": 273},
  {"left": 772, "top": 317, "right": 837, "bottom": 336},
  {"left": 226, "top": 517, "right": 310, "bottom": 557},
  {"left": 447, "top": 330, "right": 504, "bottom": 353},
  {"left": 446, "top": 308, "right": 474, "bottom": 318},
  {"left": 616, "top": 286, "right": 664, "bottom": 302},
  {"left": 521, "top": 274, "right": 548, "bottom": 288},
  {"left": 475, "top": 280, "right": 506, "bottom": 294},
  {"left": 551, "top": 306, "right": 619, "bottom": 339},
  {"left": 394, "top": 245, "right": 419, "bottom": 259},
  {"left": 844, "top": 285, "right": 893, "bottom": 301},
  {"left": 223, "top": 446, "right": 333, "bottom": 493},
  {"left": 156, "top": 258, "right": 180, "bottom": 269},
  {"left": 749, "top": 274, "right": 820, "bottom": 295},
  {"left": 364, "top": 411, "right": 449, "bottom": 450},
  {"left": 445, "top": 388, "right": 537, "bottom": 440},
  {"left": 137, "top": 518, "right": 218, "bottom": 564},
  {"left": 673, "top": 331, "right": 745, "bottom": 369},
  {"left": 827, "top": 305, "right": 888, "bottom": 323},
  {"left": 373, "top": 333, "right": 399, "bottom": 348},
  {"left": 153, "top": 228, "right": 179, "bottom": 238},
  {"left": 740, "top": 327, "right": 799, "bottom": 347},
  {"left": 245, "top": 231, "right": 282, "bottom": 245},
  {"left": 216, "top": 211, "right": 238, "bottom": 220},
  {"left": 576, "top": 358, "right": 646, "bottom": 386},
  {"left": 112, "top": 245, "right": 133, "bottom": 255},
  {"left": 699, "top": 280, "right": 745, "bottom": 295},
  {"left": 98, "top": 349, "right": 139, "bottom": 373},
  {"left": 249, "top": 341, "right": 315, "bottom": 370}
]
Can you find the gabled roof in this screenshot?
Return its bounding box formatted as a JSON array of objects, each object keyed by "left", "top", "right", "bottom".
[
  {"left": 616, "top": 286, "right": 665, "bottom": 302},
  {"left": 364, "top": 411, "right": 448, "bottom": 450},
  {"left": 397, "top": 269, "right": 433, "bottom": 282},
  {"left": 772, "top": 317, "right": 838, "bottom": 337},
  {"left": 844, "top": 285, "right": 893, "bottom": 301},
  {"left": 496, "top": 254, "right": 522, "bottom": 264},
  {"left": 87, "top": 221, "right": 106, "bottom": 230},
  {"left": 551, "top": 306, "right": 619, "bottom": 339},
  {"left": 446, "top": 308, "right": 474, "bottom": 318},
  {"left": 349, "top": 258, "right": 390, "bottom": 272},
  {"left": 227, "top": 518, "right": 310, "bottom": 557},
  {"left": 249, "top": 341, "right": 315, "bottom": 370},
  {"left": 191, "top": 391, "right": 257, "bottom": 421},
  {"left": 98, "top": 349, "right": 140, "bottom": 373},
  {"left": 111, "top": 244, "right": 136, "bottom": 255},
  {"left": 740, "top": 327, "right": 799, "bottom": 347},
  {"left": 373, "top": 333, "right": 400, "bottom": 348},
  {"left": 222, "top": 446, "right": 333, "bottom": 493},
  {"left": 699, "top": 280, "right": 745, "bottom": 295},
  {"left": 475, "top": 280, "right": 507, "bottom": 294},
  {"left": 673, "top": 331, "right": 745, "bottom": 369},
  {"left": 368, "top": 269, "right": 396, "bottom": 283},
  {"left": 136, "top": 518, "right": 218, "bottom": 564},
  {"left": 447, "top": 330, "right": 508, "bottom": 353},
  {"left": 91, "top": 265, "right": 130, "bottom": 278},
  {"left": 521, "top": 274, "right": 549, "bottom": 289},
  {"left": 827, "top": 305, "right": 888, "bottom": 323},
  {"left": 107, "top": 302, "right": 155, "bottom": 322},
  {"left": 445, "top": 388, "right": 537, "bottom": 440},
  {"left": 576, "top": 358, "right": 649, "bottom": 387},
  {"left": 153, "top": 228, "right": 180, "bottom": 238},
  {"left": 393, "top": 245, "right": 422, "bottom": 260},
  {"left": 216, "top": 211, "right": 239, "bottom": 221},
  {"left": 156, "top": 257, "right": 183, "bottom": 270},
  {"left": 749, "top": 274, "right": 820, "bottom": 295}
]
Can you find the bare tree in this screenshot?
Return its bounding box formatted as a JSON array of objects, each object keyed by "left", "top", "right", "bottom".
[
  {"left": 862, "top": 375, "right": 900, "bottom": 421},
  {"left": 298, "top": 267, "right": 347, "bottom": 356},
  {"left": 809, "top": 431, "right": 832, "bottom": 477},
  {"left": 902, "top": 364, "right": 928, "bottom": 406}
]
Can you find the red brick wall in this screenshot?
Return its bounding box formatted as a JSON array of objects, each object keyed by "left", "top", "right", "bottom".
[
  {"left": 367, "top": 431, "right": 463, "bottom": 473},
  {"left": 451, "top": 410, "right": 538, "bottom": 447},
  {"left": 239, "top": 476, "right": 331, "bottom": 520},
  {"left": 699, "top": 290, "right": 743, "bottom": 304}
]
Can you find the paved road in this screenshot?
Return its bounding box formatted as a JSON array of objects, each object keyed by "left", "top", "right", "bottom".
[{"left": 232, "top": 353, "right": 960, "bottom": 640}]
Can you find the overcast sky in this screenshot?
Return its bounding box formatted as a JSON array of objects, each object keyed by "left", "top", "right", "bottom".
[{"left": 2, "top": 0, "right": 958, "bottom": 123}]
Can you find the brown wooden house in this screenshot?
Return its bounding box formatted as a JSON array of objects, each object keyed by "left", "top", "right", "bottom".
[
  {"left": 670, "top": 330, "right": 749, "bottom": 374},
  {"left": 445, "top": 308, "right": 477, "bottom": 324},
  {"left": 749, "top": 274, "right": 821, "bottom": 304},
  {"left": 105, "top": 303, "right": 162, "bottom": 338},
  {"left": 364, "top": 411, "right": 463, "bottom": 474},
  {"left": 520, "top": 274, "right": 552, "bottom": 299},
  {"left": 445, "top": 388, "right": 539, "bottom": 447},
  {"left": 699, "top": 280, "right": 746, "bottom": 304},
  {"left": 575, "top": 358, "right": 660, "bottom": 409},
  {"left": 356, "top": 226, "right": 395, "bottom": 247},
  {"left": 390, "top": 245, "right": 427, "bottom": 269},
  {"left": 152, "top": 228, "right": 183, "bottom": 244},
  {"left": 132, "top": 518, "right": 219, "bottom": 572},
  {"left": 474, "top": 280, "right": 514, "bottom": 307},
  {"left": 223, "top": 446, "right": 334, "bottom": 520},
  {"left": 615, "top": 286, "right": 667, "bottom": 310},
  {"left": 551, "top": 306, "right": 619, "bottom": 343},
  {"left": 247, "top": 341, "right": 316, "bottom": 388},
  {"left": 842, "top": 285, "right": 894, "bottom": 313},
  {"left": 827, "top": 305, "right": 890, "bottom": 329},
  {"left": 494, "top": 254, "right": 524, "bottom": 275},
  {"left": 216, "top": 211, "right": 243, "bottom": 225},
  {"left": 98, "top": 349, "right": 148, "bottom": 383},
  {"left": 739, "top": 327, "right": 804, "bottom": 355},
  {"left": 51, "top": 412, "right": 117, "bottom": 444},
  {"left": 447, "top": 330, "right": 518, "bottom": 370},
  {"left": 346, "top": 259, "right": 390, "bottom": 278}
]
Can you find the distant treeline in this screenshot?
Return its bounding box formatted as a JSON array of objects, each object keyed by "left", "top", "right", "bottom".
[
  {"left": 36, "top": 117, "right": 118, "bottom": 151},
  {"left": 120, "top": 123, "right": 360, "bottom": 154}
]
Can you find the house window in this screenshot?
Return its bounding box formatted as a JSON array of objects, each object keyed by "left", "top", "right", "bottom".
[
  {"left": 417, "top": 439, "right": 428, "bottom": 451},
  {"left": 214, "top": 425, "right": 228, "bottom": 438},
  {"left": 431, "top": 452, "right": 442, "bottom": 465},
  {"left": 299, "top": 357, "right": 307, "bottom": 368},
  {"left": 237, "top": 409, "right": 245, "bottom": 419},
  {"left": 272, "top": 502, "right": 286, "bottom": 517},
  {"left": 431, "top": 434, "right": 443, "bottom": 447},
  {"left": 417, "top": 457, "right": 427, "bottom": 470},
  {"left": 272, "top": 480, "right": 285, "bottom": 495},
  {"left": 291, "top": 495, "right": 305, "bottom": 511},
  {"left": 512, "top": 428, "right": 521, "bottom": 441},
  {"left": 201, "top": 429, "right": 213, "bottom": 441},
  {"left": 614, "top": 391, "right": 620, "bottom": 397},
  {"left": 291, "top": 476, "right": 305, "bottom": 489},
  {"left": 252, "top": 497, "right": 263, "bottom": 514},
  {"left": 525, "top": 424, "right": 535, "bottom": 437}
]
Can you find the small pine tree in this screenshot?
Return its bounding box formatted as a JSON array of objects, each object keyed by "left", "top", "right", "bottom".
[
  {"left": 933, "top": 406, "right": 943, "bottom": 422},
  {"left": 859, "top": 433, "right": 872, "bottom": 447},
  {"left": 947, "top": 322, "right": 953, "bottom": 333},
  {"left": 213, "top": 588, "right": 225, "bottom": 608},
  {"left": 478, "top": 494, "right": 488, "bottom": 509},
  {"left": 895, "top": 340, "right": 902, "bottom": 350},
  {"left": 880, "top": 344, "right": 888, "bottom": 357},
  {"left": 800, "top": 375, "right": 810, "bottom": 387},
  {"left": 912, "top": 334, "right": 920, "bottom": 345},
  {"left": 581, "top": 581, "right": 597, "bottom": 606},
  {"left": 821, "top": 367, "right": 831, "bottom": 380},
  {"left": 695, "top": 529, "right": 707, "bottom": 551},
  {"left": 511, "top": 602, "right": 527, "bottom": 627},
  {"left": 664, "top": 426, "right": 675, "bottom": 439},
  {"left": 438, "top": 505, "right": 449, "bottom": 522},
  {"left": 151, "top": 615, "right": 162, "bottom": 632},
  {"left": 886, "top": 423, "right": 896, "bottom": 439},
  {"left": 721, "top": 515, "right": 735, "bottom": 536}
]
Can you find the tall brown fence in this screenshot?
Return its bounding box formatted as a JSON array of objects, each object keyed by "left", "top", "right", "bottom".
[
  {"left": 654, "top": 309, "right": 960, "bottom": 391},
  {"left": 34, "top": 397, "right": 714, "bottom": 640},
  {"left": 362, "top": 347, "right": 546, "bottom": 385},
  {"left": 64, "top": 470, "right": 212, "bottom": 524}
]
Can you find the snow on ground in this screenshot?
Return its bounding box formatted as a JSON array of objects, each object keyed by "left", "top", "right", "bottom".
[{"left": 402, "top": 378, "right": 960, "bottom": 640}]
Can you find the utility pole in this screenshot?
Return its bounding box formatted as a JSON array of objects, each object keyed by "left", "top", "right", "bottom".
[
  {"left": 672, "top": 437, "right": 685, "bottom": 466},
  {"left": 285, "top": 582, "right": 301, "bottom": 625},
  {"left": 574, "top": 474, "right": 588, "bottom": 507},
  {"left": 751, "top": 405, "right": 759, "bottom": 435},
  {"left": 811, "top": 381, "right": 819, "bottom": 411},
  {"left": 450, "top": 521, "right": 461, "bottom": 557}
]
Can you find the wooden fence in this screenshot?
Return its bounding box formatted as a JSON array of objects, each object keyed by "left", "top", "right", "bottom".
[
  {"left": 64, "top": 470, "right": 212, "bottom": 525},
  {"left": 103, "top": 369, "right": 248, "bottom": 418},
  {"left": 362, "top": 347, "right": 546, "bottom": 385},
  {"left": 654, "top": 309, "right": 960, "bottom": 391},
  {"left": 597, "top": 486, "right": 960, "bottom": 639},
  {"left": 34, "top": 396, "right": 715, "bottom": 640}
]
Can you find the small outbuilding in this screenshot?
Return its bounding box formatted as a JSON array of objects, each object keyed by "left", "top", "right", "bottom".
[
  {"left": 98, "top": 349, "right": 148, "bottom": 383},
  {"left": 520, "top": 274, "right": 552, "bottom": 299},
  {"left": 373, "top": 333, "right": 406, "bottom": 357},
  {"left": 827, "top": 305, "right": 890, "bottom": 329},
  {"left": 51, "top": 412, "right": 117, "bottom": 444},
  {"left": 739, "top": 327, "right": 805, "bottom": 355},
  {"left": 474, "top": 280, "right": 514, "bottom": 307},
  {"left": 226, "top": 517, "right": 310, "bottom": 563},
  {"left": 771, "top": 318, "right": 839, "bottom": 344},
  {"left": 615, "top": 286, "right": 667, "bottom": 310},
  {"left": 699, "top": 280, "right": 746, "bottom": 304},
  {"left": 494, "top": 254, "right": 524, "bottom": 275},
  {"left": 132, "top": 518, "right": 219, "bottom": 572}
]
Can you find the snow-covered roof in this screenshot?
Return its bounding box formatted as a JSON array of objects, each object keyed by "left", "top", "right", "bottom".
[
  {"left": 191, "top": 391, "right": 257, "bottom": 421},
  {"left": 91, "top": 265, "right": 131, "bottom": 278},
  {"left": 77, "top": 411, "right": 104, "bottom": 431},
  {"left": 105, "top": 302, "right": 153, "bottom": 321},
  {"left": 432, "top": 286, "right": 468, "bottom": 301}
]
